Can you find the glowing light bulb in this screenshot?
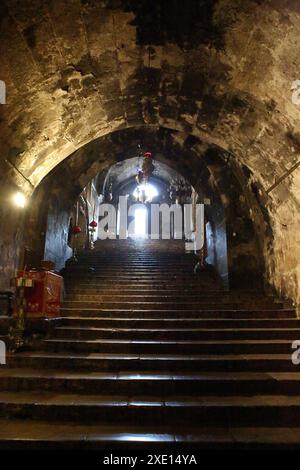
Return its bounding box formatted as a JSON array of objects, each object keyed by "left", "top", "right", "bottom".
[
  {"left": 13, "top": 192, "right": 27, "bottom": 208},
  {"left": 133, "top": 183, "right": 158, "bottom": 202}
]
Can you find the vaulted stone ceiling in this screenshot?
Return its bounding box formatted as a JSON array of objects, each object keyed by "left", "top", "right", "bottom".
[
  {"left": 0, "top": 0, "right": 299, "bottom": 305},
  {"left": 0, "top": 0, "right": 299, "bottom": 200},
  {"left": 99, "top": 157, "right": 190, "bottom": 197}
]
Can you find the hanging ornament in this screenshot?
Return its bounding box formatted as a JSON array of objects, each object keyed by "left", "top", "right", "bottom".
[
  {"left": 90, "top": 199, "right": 97, "bottom": 230},
  {"left": 136, "top": 170, "right": 144, "bottom": 185},
  {"left": 134, "top": 148, "right": 155, "bottom": 201},
  {"left": 89, "top": 220, "right": 97, "bottom": 228},
  {"left": 72, "top": 201, "right": 81, "bottom": 233},
  {"left": 89, "top": 220, "right": 98, "bottom": 234},
  {"left": 88, "top": 221, "right": 97, "bottom": 250},
  {"left": 89, "top": 199, "right": 98, "bottom": 250},
  {"left": 72, "top": 225, "right": 82, "bottom": 234},
  {"left": 142, "top": 151, "right": 154, "bottom": 182}
]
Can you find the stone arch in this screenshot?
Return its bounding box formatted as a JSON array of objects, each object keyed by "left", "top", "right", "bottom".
[
  {"left": 20, "top": 126, "right": 266, "bottom": 290},
  {"left": 0, "top": 0, "right": 299, "bottom": 307}
]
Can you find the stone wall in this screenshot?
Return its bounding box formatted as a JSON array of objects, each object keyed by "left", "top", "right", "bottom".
[
  {"left": 0, "top": 0, "right": 299, "bottom": 310},
  {"left": 44, "top": 197, "right": 72, "bottom": 272},
  {"left": 0, "top": 182, "right": 25, "bottom": 289},
  {"left": 266, "top": 199, "right": 300, "bottom": 312},
  {"left": 206, "top": 210, "right": 229, "bottom": 290}
]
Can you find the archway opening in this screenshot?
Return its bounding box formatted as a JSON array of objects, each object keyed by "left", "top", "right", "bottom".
[
  {"left": 133, "top": 183, "right": 159, "bottom": 203},
  {"left": 18, "top": 126, "right": 267, "bottom": 293},
  {"left": 134, "top": 207, "right": 148, "bottom": 238}
]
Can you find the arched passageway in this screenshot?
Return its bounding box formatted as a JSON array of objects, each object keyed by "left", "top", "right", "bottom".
[
  {"left": 0, "top": 0, "right": 299, "bottom": 307},
  {"left": 0, "top": 0, "right": 300, "bottom": 450},
  {"left": 5, "top": 126, "right": 269, "bottom": 292}
]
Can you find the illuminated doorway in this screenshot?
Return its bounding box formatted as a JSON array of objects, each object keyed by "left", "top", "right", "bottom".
[{"left": 134, "top": 207, "right": 147, "bottom": 238}]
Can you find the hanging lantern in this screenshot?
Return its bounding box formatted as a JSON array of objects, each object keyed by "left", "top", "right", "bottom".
[
  {"left": 89, "top": 220, "right": 97, "bottom": 234},
  {"left": 135, "top": 148, "right": 154, "bottom": 196},
  {"left": 89, "top": 220, "right": 97, "bottom": 228},
  {"left": 136, "top": 170, "right": 144, "bottom": 185},
  {"left": 142, "top": 151, "right": 154, "bottom": 182},
  {"left": 72, "top": 225, "right": 82, "bottom": 234}
]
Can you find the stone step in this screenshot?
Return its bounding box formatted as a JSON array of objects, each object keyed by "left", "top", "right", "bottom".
[
  {"left": 67, "top": 258, "right": 196, "bottom": 262},
  {"left": 63, "top": 281, "right": 224, "bottom": 288},
  {"left": 63, "top": 272, "right": 220, "bottom": 278},
  {"left": 64, "top": 266, "right": 210, "bottom": 271},
  {"left": 68, "top": 257, "right": 196, "bottom": 261},
  {"left": 43, "top": 338, "right": 297, "bottom": 354},
  {"left": 59, "top": 317, "right": 300, "bottom": 328},
  {"left": 70, "top": 257, "right": 195, "bottom": 260},
  {"left": 66, "top": 268, "right": 198, "bottom": 273},
  {"left": 7, "top": 352, "right": 299, "bottom": 372},
  {"left": 74, "top": 253, "right": 195, "bottom": 257},
  {"left": 1, "top": 391, "right": 300, "bottom": 426},
  {"left": 64, "top": 294, "right": 278, "bottom": 305},
  {"left": 64, "top": 279, "right": 224, "bottom": 286},
  {"left": 1, "top": 369, "right": 300, "bottom": 395},
  {"left": 75, "top": 255, "right": 193, "bottom": 259},
  {"left": 64, "top": 285, "right": 267, "bottom": 293},
  {"left": 64, "top": 273, "right": 225, "bottom": 284},
  {"left": 61, "top": 301, "right": 284, "bottom": 310},
  {"left": 65, "top": 288, "right": 268, "bottom": 297},
  {"left": 65, "top": 266, "right": 202, "bottom": 271},
  {"left": 52, "top": 326, "right": 300, "bottom": 341},
  {"left": 60, "top": 308, "right": 296, "bottom": 318},
  {"left": 75, "top": 257, "right": 193, "bottom": 260},
  {"left": 66, "top": 272, "right": 201, "bottom": 278},
  {"left": 64, "top": 289, "right": 286, "bottom": 303},
  {"left": 0, "top": 419, "right": 299, "bottom": 449},
  {"left": 66, "top": 267, "right": 198, "bottom": 272},
  {"left": 64, "top": 284, "right": 226, "bottom": 292}
]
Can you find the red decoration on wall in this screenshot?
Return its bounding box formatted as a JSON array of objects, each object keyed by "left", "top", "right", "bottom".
[
  {"left": 72, "top": 225, "right": 82, "bottom": 234},
  {"left": 89, "top": 220, "right": 97, "bottom": 228}
]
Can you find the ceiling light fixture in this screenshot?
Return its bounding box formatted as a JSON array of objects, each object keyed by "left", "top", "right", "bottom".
[{"left": 13, "top": 192, "right": 27, "bottom": 208}]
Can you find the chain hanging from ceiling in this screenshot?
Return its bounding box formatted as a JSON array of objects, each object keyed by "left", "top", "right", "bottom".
[{"left": 135, "top": 145, "right": 155, "bottom": 203}]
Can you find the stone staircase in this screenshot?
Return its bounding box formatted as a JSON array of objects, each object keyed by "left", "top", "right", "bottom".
[{"left": 1, "top": 239, "right": 300, "bottom": 449}]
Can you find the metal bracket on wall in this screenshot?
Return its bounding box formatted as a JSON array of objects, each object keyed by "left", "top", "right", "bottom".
[
  {"left": 266, "top": 160, "right": 300, "bottom": 194},
  {"left": 5, "top": 159, "right": 35, "bottom": 189}
]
